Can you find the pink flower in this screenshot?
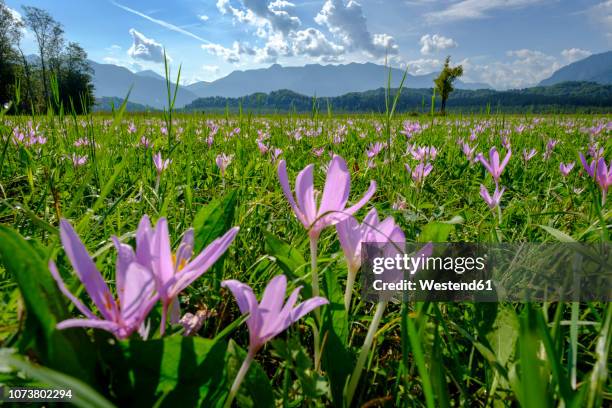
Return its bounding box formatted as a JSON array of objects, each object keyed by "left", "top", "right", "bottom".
[
  {"left": 277, "top": 156, "right": 376, "bottom": 239},
  {"left": 480, "top": 184, "right": 505, "bottom": 209},
  {"left": 49, "top": 219, "right": 158, "bottom": 339},
  {"left": 153, "top": 152, "right": 171, "bottom": 174},
  {"left": 523, "top": 148, "right": 537, "bottom": 162},
  {"left": 222, "top": 274, "right": 328, "bottom": 354},
  {"left": 595, "top": 158, "right": 611, "bottom": 205},
  {"left": 216, "top": 153, "right": 233, "bottom": 177},
  {"left": 579, "top": 152, "right": 596, "bottom": 177},
  {"left": 559, "top": 162, "right": 574, "bottom": 177},
  {"left": 478, "top": 147, "right": 511, "bottom": 183},
  {"left": 405, "top": 162, "right": 433, "bottom": 185},
  {"left": 129, "top": 216, "right": 239, "bottom": 331}
]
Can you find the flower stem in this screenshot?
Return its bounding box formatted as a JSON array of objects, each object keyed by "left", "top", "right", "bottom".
[
  {"left": 309, "top": 234, "right": 321, "bottom": 370},
  {"left": 344, "top": 265, "right": 358, "bottom": 312},
  {"left": 345, "top": 300, "right": 386, "bottom": 406},
  {"left": 310, "top": 235, "right": 319, "bottom": 299},
  {"left": 224, "top": 350, "right": 254, "bottom": 408}
]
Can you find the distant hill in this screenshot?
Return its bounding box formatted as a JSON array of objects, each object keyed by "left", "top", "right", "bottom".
[
  {"left": 182, "top": 81, "right": 612, "bottom": 114},
  {"left": 135, "top": 69, "right": 165, "bottom": 80},
  {"left": 93, "top": 96, "right": 157, "bottom": 112},
  {"left": 88, "top": 60, "right": 198, "bottom": 109},
  {"left": 184, "top": 62, "right": 490, "bottom": 98},
  {"left": 539, "top": 51, "right": 612, "bottom": 86}
]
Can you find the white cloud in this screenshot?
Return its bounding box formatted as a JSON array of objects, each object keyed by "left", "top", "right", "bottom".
[
  {"left": 561, "top": 48, "right": 591, "bottom": 63},
  {"left": 426, "top": 0, "right": 547, "bottom": 22},
  {"left": 461, "top": 49, "right": 562, "bottom": 89},
  {"left": 212, "top": 0, "right": 348, "bottom": 63},
  {"left": 588, "top": 1, "right": 612, "bottom": 39},
  {"left": 419, "top": 34, "right": 457, "bottom": 55},
  {"left": 315, "top": 0, "right": 398, "bottom": 57},
  {"left": 201, "top": 41, "right": 243, "bottom": 63},
  {"left": 404, "top": 58, "right": 443, "bottom": 75},
  {"left": 202, "top": 64, "right": 220, "bottom": 75},
  {"left": 217, "top": 0, "right": 300, "bottom": 36},
  {"left": 198, "top": 14, "right": 209, "bottom": 21},
  {"left": 292, "top": 28, "right": 344, "bottom": 61},
  {"left": 128, "top": 29, "right": 168, "bottom": 63}
]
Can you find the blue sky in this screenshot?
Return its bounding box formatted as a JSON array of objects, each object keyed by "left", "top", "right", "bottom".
[{"left": 5, "top": 0, "right": 611, "bottom": 88}]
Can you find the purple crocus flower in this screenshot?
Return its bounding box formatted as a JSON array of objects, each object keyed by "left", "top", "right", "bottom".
[
  {"left": 70, "top": 154, "right": 88, "bottom": 168},
  {"left": 523, "top": 148, "right": 537, "bottom": 162},
  {"left": 222, "top": 274, "right": 328, "bottom": 354},
  {"left": 579, "top": 152, "right": 596, "bottom": 177},
  {"left": 139, "top": 136, "right": 152, "bottom": 148},
  {"left": 461, "top": 142, "right": 478, "bottom": 163},
  {"left": 366, "top": 142, "right": 384, "bottom": 159},
  {"left": 257, "top": 140, "right": 269, "bottom": 154},
  {"left": 153, "top": 152, "right": 171, "bottom": 175},
  {"left": 405, "top": 162, "right": 433, "bottom": 185},
  {"left": 49, "top": 220, "right": 158, "bottom": 339},
  {"left": 595, "top": 158, "right": 611, "bottom": 205},
  {"left": 336, "top": 208, "right": 404, "bottom": 309},
  {"left": 221, "top": 274, "right": 328, "bottom": 407},
  {"left": 131, "top": 216, "right": 239, "bottom": 332},
  {"left": 480, "top": 184, "right": 505, "bottom": 209},
  {"left": 277, "top": 155, "right": 376, "bottom": 239},
  {"left": 559, "top": 162, "right": 575, "bottom": 177},
  {"left": 216, "top": 153, "right": 233, "bottom": 177},
  {"left": 271, "top": 148, "right": 283, "bottom": 162},
  {"left": 478, "top": 147, "right": 511, "bottom": 183}
]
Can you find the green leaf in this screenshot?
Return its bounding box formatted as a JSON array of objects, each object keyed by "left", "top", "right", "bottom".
[
  {"left": 418, "top": 222, "right": 455, "bottom": 243},
  {"left": 103, "top": 336, "right": 229, "bottom": 407},
  {"left": 539, "top": 225, "right": 576, "bottom": 243},
  {"left": 0, "top": 226, "right": 96, "bottom": 384},
  {"left": 0, "top": 349, "right": 115, "bottom": 408},
  {"left": 321, "top": 263, "right": 352, "bottom": 407},
  {"left": 263, "top": 231, "right": 307, "bottom": 279},
  {"left": 516, "top": 305, "right": 549, "bottom": 408},
  {"left": 226, "top": 340, "right": 274, "bottom": 408},
  {"left": 193, "top": 190, "right": 238, "bottom": 288},
  {"left": 486, "top": 306, "right": 519, "bottom": 368},
  {"left": 193, "top": 190, "right": 238, "bottom": 253}
]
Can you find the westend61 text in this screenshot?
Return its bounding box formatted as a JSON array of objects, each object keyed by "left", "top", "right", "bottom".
[{"left": 372, "top": 279, "right": 494, "bottom": 292}]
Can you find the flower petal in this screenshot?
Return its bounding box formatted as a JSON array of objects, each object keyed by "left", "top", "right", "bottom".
[
  {"left": 277, "top": 160, "right": 307, "bottom": 227},
  {"left": 59, "top": 219, "right": 116, "bottom": 320},
  {"left": 167, "top": 227, "right": 239, "bottom": 297},
  {"left": 290, "top": 297, "right": 329, "bottom": 323},
  {"left": 120, "top": 262, "right": 156, "bottom": 326},
  {"left": 111, "top": 236, "right": 135, "bottom": 307},
  {"left": 295, "top": 164, "right": 317, "bottom": 226},
  {"left": 318, "top": 156, "right": 350, "bottom": 219},
  {"left": 48, "top": 260, "right": 96, "bottom": 320}
]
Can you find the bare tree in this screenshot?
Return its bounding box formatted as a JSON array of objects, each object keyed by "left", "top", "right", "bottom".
[{"left": 22, "top": 6, "right": 61, "bottom": 106}]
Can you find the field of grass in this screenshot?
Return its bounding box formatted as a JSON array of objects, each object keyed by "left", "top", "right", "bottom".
[{"left": 0, "top": 108, "right": 610, "bottom": 407}]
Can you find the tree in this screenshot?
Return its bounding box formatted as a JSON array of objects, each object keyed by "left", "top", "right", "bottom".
[
  {"left": 22, "top": 6, "right": 61, "bottom": 108},
  {"left": 0, "top": 0, "right": 22, "bottom": 107},
  {"left": 59, "top": 42, "right": 94, "bottom": 113},
  {"left": 434, "top": 56, "right": 463, "bottom": 114}
]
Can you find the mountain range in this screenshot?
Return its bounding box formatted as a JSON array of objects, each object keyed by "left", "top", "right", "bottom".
[
  {"left": 87, "top": 51, "right": 612, "bottom": 109},
  {"left": 89, "top": 61, "right": 489, "bottom": 109},
  {"left": 539, "top": 51, "right": 612, "bottom": 86}
]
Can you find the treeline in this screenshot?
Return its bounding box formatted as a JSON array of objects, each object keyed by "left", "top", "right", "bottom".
[
  {"left": 182, "top": 81, "right": 612, "bottom": 114},
  {"left": 0, "top": 1, "right": 93, "bottom": 114}
]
